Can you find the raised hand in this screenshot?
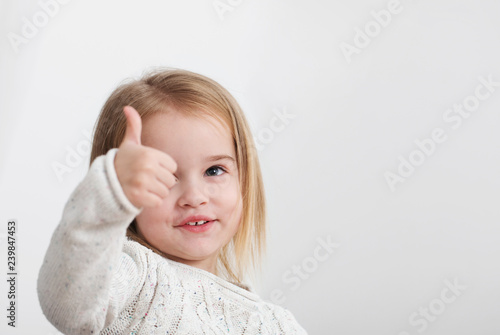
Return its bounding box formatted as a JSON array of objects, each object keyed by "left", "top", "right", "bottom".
[{"left": 114, "top": 106, "right": 178, "bottom": 209}]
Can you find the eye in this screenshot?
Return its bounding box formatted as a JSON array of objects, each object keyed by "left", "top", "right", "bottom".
[{"left": 205, "top": 165, "right": 226, "bottom": 177}]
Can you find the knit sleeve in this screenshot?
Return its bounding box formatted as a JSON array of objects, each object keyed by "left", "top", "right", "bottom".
[{"left": 37, "top": 148, "right": 145, "bottom": 335}]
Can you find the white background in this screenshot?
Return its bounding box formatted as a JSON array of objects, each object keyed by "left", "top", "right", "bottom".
[{"left": 1, "top": 0, "right": 499, "bottom": 334}]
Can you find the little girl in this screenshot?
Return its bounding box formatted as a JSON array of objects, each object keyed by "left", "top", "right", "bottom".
[{"left": 37, "top": 68, "right": 308, "bottom": 334}]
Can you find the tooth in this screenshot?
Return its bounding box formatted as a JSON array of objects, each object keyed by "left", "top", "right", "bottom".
[{"left": 186, "top": 220, "right": 208, "bottom": 226}]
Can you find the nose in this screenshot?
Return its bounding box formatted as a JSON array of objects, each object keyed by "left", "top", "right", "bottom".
[{"left": 176, "top": 178, "right": 209, "bottom": 208}]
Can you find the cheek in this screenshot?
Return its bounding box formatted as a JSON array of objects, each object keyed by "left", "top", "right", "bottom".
[
  {"left": 135, "top": 205, "right": 169, "bottom": 228},
  {"left": 210, "top": 178, "right": 242, "bottom": 221},
  {"left": 205, "top": 174, "right": 232, "bottom": 196},
  {"left": 215, "top": 178, "right": 241, "bottom": 206},
  {"left": 228, "top": 190, "right": 244, "bottom": 228},
  {"left": 135, "top": 211, "right": 152, "bottom": 234},
  {"left": 234, "top": 200, "right": 243, "bottom": 226},
  {"left": 136, "top": 208, "right": 155, "bottom": 223}
]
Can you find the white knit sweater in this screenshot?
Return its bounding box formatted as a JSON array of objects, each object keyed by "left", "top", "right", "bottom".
[{"left": 37, "top": 148, "right": 308, "bottom": 334}]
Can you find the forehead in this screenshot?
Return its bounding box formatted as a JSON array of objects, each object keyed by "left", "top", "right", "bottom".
[{"left": 141, "top": 111, "right": 235, "bottom": 163}]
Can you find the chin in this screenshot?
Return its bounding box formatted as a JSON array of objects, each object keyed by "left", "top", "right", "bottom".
[{"left": 183, "top": 247, "right": 220, "bottom": 260}]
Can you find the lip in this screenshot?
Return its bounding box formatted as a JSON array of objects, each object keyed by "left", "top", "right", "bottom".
[{"left": 176, "top": 215, "right": 216, "bottom": 227}]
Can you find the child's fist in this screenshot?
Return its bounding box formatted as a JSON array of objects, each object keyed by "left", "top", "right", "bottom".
[{"left": 114, "top": 106, "right": 178, "bottom": 209}]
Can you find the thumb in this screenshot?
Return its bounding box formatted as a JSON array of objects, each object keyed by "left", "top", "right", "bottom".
[{"left": 122, "top": 105, "right": 142, "bottom": 145}]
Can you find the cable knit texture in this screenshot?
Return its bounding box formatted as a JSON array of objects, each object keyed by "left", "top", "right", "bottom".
[{"left": 37, "top": 148, "right": 308, "bottom": 334}]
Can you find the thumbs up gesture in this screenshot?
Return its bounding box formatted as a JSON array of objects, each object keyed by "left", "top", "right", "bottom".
[{"left": 114, "top": 106, "right": 178, "bottom": 209}]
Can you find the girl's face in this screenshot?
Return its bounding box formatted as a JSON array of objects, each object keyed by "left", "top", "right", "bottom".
[{"left": 135, "top": 109, "right": 242, "bottom": 274}]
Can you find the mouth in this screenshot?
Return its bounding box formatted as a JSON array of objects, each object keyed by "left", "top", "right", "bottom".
[
  {"left": 176, "top": 220, "right": 216, "bottom": 233},
  {"left": 176, "top": 215, "right": 216, "bottom": 227},
  {"left": 183, "top": 220, "right": 212, "bottom": 226}
]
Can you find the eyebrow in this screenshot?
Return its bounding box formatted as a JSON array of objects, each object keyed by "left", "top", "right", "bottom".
[{"left": 205, "top": 155, "right": 236, "bottom": 163}]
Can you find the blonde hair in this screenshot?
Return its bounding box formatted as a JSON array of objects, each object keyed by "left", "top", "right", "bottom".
[{"left": 89, "top": 67, "right": 266, "bottom": 286}]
